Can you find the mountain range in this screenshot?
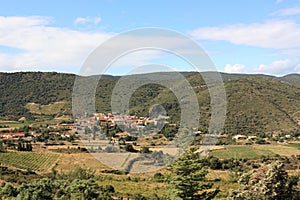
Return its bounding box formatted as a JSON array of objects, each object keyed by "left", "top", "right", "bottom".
[{"left": 0, "top": 71, "right": 299, "bottom": 135}]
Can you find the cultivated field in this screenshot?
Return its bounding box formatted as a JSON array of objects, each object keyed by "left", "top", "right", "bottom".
[
  {"left": 209, "top": 144, "right": 300, "bottom": 159},
  {"left": 0, "top": 151, "right": 60, "bottom": 172}
]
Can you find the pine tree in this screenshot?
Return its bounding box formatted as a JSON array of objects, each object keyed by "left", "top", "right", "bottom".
[{"left": 167, "top": 147, "right": 219, "bottom": 200}]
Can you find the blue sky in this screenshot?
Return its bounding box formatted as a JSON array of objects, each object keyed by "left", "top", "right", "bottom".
[{"left": 0, "top": 0, "right": 300, "bottom": 75}]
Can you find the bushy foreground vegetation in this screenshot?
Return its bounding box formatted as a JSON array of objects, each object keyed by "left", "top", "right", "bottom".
[
  {"left": 1, "top": 148, "right": 299, "bottom": 200},
  {"left": 0, "top": 167, "right": 115, "bottom": 200},
  {"left": 228, "top": 161, "right": 300, "bottom": 200}
]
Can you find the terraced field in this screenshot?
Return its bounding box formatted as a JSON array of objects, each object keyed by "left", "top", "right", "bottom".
[{"left": 0, "top": 151, "right": 60, "bottom": 172}]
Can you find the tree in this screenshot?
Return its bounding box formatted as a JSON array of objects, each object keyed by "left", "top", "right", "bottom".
[
  {"left": 140, "top": 146, "right": 151, "bottom": 154},
  {"left": 16, "top": 178, "right": 58, "bottom": 200},
  {"left": 124, "top": 144, "right": 138, "bottom": 152},
  {"left": 84, "top": 126, "right": 92, "bottom": 134},
  {"left": 208, "top": 157, "right": 222, "bottom": 170},
  {"left": 25, "top": 142, "right": 32, "bottom": 151},
  {"left": 66, "top": 166, "right": 95, "bottom": 180},
  {"left": 0, "top": 140, "right": 5, "bottom": 152},
  {"left": 0, "top": 184, "right": 18, "bottom": 198},
  {"left": 167, "top": 147, "right": 219, "bottom": 200},
  {"left": 228, "top": 161, "right": 300, "bottom": 200},
  {"left": 17, "top": 141, "right": 32, "bottom": 151},
  {"left": 65, "top": 179, "right": 103, "bottom": 199},
  {"left": 17, "top": 142, "right": 22, "bottom": 151}
]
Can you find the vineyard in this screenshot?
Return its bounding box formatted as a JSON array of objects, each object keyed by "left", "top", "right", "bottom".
[{"left": 0, "top": 151, "right": 60, "bottom": 172}]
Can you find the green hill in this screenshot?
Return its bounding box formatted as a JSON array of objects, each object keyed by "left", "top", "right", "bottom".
[
  {"left": 223, "top": 77, "right": 300, "bottom": 134},
  {"left": 0, "top": 71, "right": 299, "bottom": 134},
  {"left": 0, "top": 72, "right": 74, "bottom": 119},
  {"left": 280, "top": 74, "right": 300, "bottom": 87}
]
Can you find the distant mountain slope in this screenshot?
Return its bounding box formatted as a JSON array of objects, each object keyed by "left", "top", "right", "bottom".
[
  {"left": 223, "top": 77, "right": 300, "bottom": 134},
  {"left": 128, "top": 73, "right": 300, "bottom": 134},
  {"left": 201, "top": 72, "right": 274, "bottom": 82},
  {"left": 0, "top": 71, "right": 299, "bottom": 134},
  {"left": 280, "top": 74, "right": 300, "bottom": 87},
  {"left": 0, "top": 72, "right": 75, "bottom": 119}
]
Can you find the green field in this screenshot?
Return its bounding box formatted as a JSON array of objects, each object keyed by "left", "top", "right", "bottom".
[
  {"left": 0, "top": 122, "right": 27, "bottom": 128},
  {"left": 210, "top": 144, "right": 300, "bottom": 159},
  {"left": 0, "top": 151, "right": 60, "bottom": 172},
  {"left": 286, "top": 143, "right": 300, "bottom": 150},
  {"left": 209, "top": 145, "right": 276, "bottom": 159}
]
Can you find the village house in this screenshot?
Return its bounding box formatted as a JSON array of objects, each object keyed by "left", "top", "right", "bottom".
[
  {"left": 247, "top": 135, "right": 257, "bottom": 141},
  {"left": 232, "top": 134, "right": 247, "bottom": 140},
  {"left": 57, "top": 123, "right": 75, "bottom": 129},
  {"left": 48, "top": 132, "right": 60, "bottom": 136},
  {"left": 0, "top": 132, "right": 25, "bottom": 139}
]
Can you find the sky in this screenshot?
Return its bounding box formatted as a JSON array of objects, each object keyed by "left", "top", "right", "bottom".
[{"left": 0, "top": 0, "right": 300, "bottom": 76}]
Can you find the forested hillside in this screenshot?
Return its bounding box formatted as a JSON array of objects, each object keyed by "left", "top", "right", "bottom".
[{"left": 0, "top": 71, "right": 299, "bottom": 134}]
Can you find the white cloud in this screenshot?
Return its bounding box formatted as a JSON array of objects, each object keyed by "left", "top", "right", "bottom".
[
  {"left": 253, "top": 59, "right": 300, "bottom": 75},
  {"left": 276, "top": 0, "right": 283, "bottom": 4},
  {"left": 74, "top": 17, "right": 101, "bottom": 25},
  {"left": 74, "top": 17, "right": 87, "bottom": 24},
  {"left": 78, "top": 34, "right": 212, "bottom": 75},
  {"left": 224, "top": 64, "right": 245, "bottom": 73},
  {"left": 272, "top": 6, "right": 300, "bottom": 16},
  {"left": 0, "top": 16, "right": 111, "bottom": 72},
  {"left": 189, "top": 20, "right": 300, "bottom": 50},
  {"left": 0, "top": 16, "right": 207, "bottom": 74}
]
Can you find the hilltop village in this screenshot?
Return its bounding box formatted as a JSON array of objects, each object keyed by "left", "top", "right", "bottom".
[
  {"left": 1, "top": 111, "right": 299, "bottom": 154},
  {"left": 0, "top": 113, "right": 177, "bottom": 153}
]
